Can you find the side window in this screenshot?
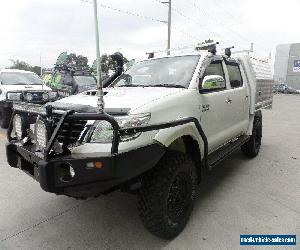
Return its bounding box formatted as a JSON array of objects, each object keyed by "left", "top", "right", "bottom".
[
  {"left": 227, "top": 64, "right": 243, "bottom": 88},
  {"left": 203, "top": 61, "right": 225, "bottom": 79},
  {"left": 201, "top": 60, "right": 226, "bottom": 92}
]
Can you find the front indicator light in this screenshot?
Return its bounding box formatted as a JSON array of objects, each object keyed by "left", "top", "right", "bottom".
[{"left": 86, "top": 161, "right": 104, "bottom": 170}]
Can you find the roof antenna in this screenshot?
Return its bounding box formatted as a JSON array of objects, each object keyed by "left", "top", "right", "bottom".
[
  {"left": 93, "top": 0, "right": 105, "bottom": 113},
  {"left": 225, "top": 46, "right": 235, "bottom": 58}
]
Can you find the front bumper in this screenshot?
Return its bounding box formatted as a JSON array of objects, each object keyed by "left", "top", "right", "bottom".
[
  {"left": 6, "top": 142, "right": 166, "bottom": 197},
  {"left": 0, "top": 100, "right": 13, "bottom": 108}
]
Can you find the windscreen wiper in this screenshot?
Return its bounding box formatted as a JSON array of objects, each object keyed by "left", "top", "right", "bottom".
[
  {"left": 117, "top": 84, "right": 146, "bottom": 87},
  {"left": 150, "top": 84, "right": 185, "bottom": 89}
]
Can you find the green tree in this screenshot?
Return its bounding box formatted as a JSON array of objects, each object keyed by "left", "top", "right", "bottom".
[
  {"left": 64, "top": 53, "right": 89, "bottom": 71},
  {"left": 9, "top": 60, "right": 42, "bottom": 76},
  {"left": 101, "top": 54, "right": 110, "bottom": 75},
  {"left": 92, "top": 54, "right": 129, "bottom": 75},
  {"left": 31, "top": 66, "right": 42, "bottom": 76},
  {"left": 9, "top": 59, "right": 32, "bottom": 71}
]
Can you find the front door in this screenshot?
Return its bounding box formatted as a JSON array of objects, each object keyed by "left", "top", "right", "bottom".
[{"left": 198, "top": 57, "right": 234, "bottom": 153}]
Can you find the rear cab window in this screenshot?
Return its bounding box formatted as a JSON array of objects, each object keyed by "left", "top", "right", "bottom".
[{"left": 226, "top": 62, "right": 243, "bottom": 89}]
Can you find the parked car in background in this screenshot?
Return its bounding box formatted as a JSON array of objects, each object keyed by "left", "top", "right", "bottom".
[
  {"left": 0, "top": 69, "right": 58, "bottom": 128},
  {"left": 273, "top": 83, "right": 300, "bottom": 94},
  {"left": 43, "top": 68, "right": 98, "bottom": 98}
]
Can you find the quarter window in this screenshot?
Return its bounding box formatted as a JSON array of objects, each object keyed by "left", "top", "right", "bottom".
[{"left": 227, "top": 64, "right": 243, "bottom": 88}]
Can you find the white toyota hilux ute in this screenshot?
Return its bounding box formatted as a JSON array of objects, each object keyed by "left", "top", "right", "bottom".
[
  {"left": 6, "top": 50, "right": 273, "bottom": 239},
  {"left": 0, "top": 69, "right": 58, "bottom": 128}
]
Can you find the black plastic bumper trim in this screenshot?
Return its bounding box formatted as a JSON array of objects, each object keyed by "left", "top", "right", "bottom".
[{"left": 6, "top": 142, "right": 166, "bottom": 196}]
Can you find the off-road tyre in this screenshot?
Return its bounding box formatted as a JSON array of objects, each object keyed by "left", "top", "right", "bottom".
[
  {"left": 241, "top": 112, "right": 262, "bottom": 158},
  {"left": 138, "top": 151, "right": 198, "bottom": 239},
  {"left": 0, "top": 106, "right": 12, "bottom": 129}
]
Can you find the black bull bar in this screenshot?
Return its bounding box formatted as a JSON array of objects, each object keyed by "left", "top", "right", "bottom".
[{"left": 7, "top": 108, "right": 208, "bottom": 168}]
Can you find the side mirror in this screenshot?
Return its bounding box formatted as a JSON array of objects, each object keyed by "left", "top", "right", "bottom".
[{"left": 201, "top": 75, "right": 225, "bottom": 91}]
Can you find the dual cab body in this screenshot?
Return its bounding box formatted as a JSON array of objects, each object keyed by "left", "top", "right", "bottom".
[{"left": 6, "top": 51, "right": 273, "bottom": 239}]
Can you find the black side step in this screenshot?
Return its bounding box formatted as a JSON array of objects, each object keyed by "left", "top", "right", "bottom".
[{"left": 208, "top": 135, "right": 250, "bottom": 170}]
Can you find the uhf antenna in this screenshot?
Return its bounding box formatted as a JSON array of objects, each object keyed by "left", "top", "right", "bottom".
[{"left": 93, "top": 0, "right": 105, "bottom": 113}]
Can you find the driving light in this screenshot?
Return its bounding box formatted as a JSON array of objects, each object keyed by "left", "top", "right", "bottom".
[
  {"left": 34, "top": 118, "right": 49, "bottom": 149},
  {"left": 90, "top": 113, "right": 151, "bottom": 143},
  {"left": 56, "top": 163, "right": 76, "bottom": 183},
  {"left": 13, "top": 114, "right": 25, "bottom": 140}
]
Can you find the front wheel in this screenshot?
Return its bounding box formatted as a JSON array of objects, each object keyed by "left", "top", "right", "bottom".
[
  {"left": 138, "top": 151, "right": 197, "bottom": 239},
  {"left": 241, "top": 113, "right": 262, "bottom": 158}
]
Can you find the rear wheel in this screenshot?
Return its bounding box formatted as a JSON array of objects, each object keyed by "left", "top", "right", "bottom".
[
  {"left": 241, "top": 113, "right": 262, "bottom": 158},
  {"left": 0, "top": 106, "right": 12, "bottom": 129},
  {"left": 138, "top": 151, "right": 197, "bottom": 239}
]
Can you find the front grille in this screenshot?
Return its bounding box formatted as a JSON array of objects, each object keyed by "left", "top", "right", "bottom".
[{"left": 52, "top": 114, "right": 87, "bottom": 147}]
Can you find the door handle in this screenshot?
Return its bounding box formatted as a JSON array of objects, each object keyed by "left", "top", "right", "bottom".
[{"left": 226, "top": 98, "right": 232, "bottom": 104}]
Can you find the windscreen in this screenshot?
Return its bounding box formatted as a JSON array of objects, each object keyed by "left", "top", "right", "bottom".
[
  {"left": 1, "top": 72, "right": 43, "bottom": 85},
  {"left": 113, "top": 55, "right": 200, "bottom": 88}
]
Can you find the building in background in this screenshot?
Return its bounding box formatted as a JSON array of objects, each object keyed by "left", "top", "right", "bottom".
[{"left": 274, "top": 43, "right": 300, "bottom": 89}]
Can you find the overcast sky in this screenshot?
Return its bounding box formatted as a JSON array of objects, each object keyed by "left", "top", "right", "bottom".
[{"left": 0, "top": 0, "right": 299, "bottom": 68}]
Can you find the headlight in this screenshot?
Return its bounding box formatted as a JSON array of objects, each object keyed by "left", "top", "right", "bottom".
[
  {"left": 34, "top": 118, "right": 49, "bottom": 149},
  {"left": 90, "top": 113, "right": 151, "bottom": 143},
  {"left": 7, "top": 93, "right": 22, "bottom": 101},
  {"left": 26, "top": 93, "right": 33, "bottom": 102},
  {"left": 13, "top": 114, "right": 26, "bottom": 140},
  {"left": 48, "top": 91, "right": 58, "bottom": 99},
  {"left": 42, "top": 92, "right": 49, "bottom": 101}
]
